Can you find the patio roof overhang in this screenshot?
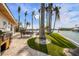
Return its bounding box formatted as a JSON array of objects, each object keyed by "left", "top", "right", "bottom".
[{"left": 0, "top": 3, "right": 18, "bottom": 26}]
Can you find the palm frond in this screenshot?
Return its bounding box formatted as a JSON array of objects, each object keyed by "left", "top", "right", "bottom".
[
  {"left": 54, "top": 6, "right": 60, "bottom": 20},
  {"left": 32, "top": 11, "right": 35, "bottom": 16},
  {"left": 18, "top": 6, "right": 21, "bottom": 13},
  {"left": 32, "top": 11, "right": 37, "bottom": 20},
  {"left": 25, "top": 11, "right": 27, "bottom": 16},
  {"left": 49, "top": 3, "right": 53, "bottom": 11}
]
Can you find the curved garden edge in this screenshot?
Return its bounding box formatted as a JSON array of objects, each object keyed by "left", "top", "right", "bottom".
[{"left": 27, "top": 33, "right": 77, "bottom": 56}]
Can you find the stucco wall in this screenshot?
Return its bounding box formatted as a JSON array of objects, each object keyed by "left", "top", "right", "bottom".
[{"left": 0, "top": 12, "right": 15, "bottom": 33}]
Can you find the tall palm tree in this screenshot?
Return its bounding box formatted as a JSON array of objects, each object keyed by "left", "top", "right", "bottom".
[
  {"left": 53, "top": 6, "right": 60, "bottom": 32},
  {"left": 39, "top": 3, "right": 46, "bottom": 44},
  {"left": 18, "top": 6, "right": 21, "bottom": 31},
  {"left": 48, "top": 3, "right": 53, "bottom": 33},
  {"left": 24, "top": 11, "right": 27, "bottom": 28},
  {"left": 45, "top": 4, "right": 49, "bottom": 32},
  {"left": 46, "top": 3, "right": 53, "bottom": 33},
  {"left": 38, "top": 9, "right": 41, "bottom": 33},
  {"left": 32, "top": 11, "right": 35, "bottom": 33}
]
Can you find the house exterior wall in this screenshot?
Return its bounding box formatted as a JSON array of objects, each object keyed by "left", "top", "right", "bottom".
[{"left": 0, "top": 12, "right": 15, "bottom": 33}]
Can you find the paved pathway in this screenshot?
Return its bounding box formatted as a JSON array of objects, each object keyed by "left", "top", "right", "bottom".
[{"left": 2, "top": 33, "right": 48, "bottom": 56}]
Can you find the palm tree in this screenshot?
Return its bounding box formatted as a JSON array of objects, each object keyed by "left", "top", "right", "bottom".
[
  {"left": 53, "top": 6, "right": 60, "bottom": 32},
  {"left": 18, "top": 6, "right": 21, "bottom": 31},
  {"left": 49, "top": 3, "right": 53, "bottom": 33},
  {"left": 32, "top": 11, "right": 35, "bottom": 33},
  {"left": 38, "top": 9, "right": 41, "bottom": 33},
  {"left": 24, "top": 11, "right": 27, "bottom": 28},
  {"left": 46, "top": 3, "right": 53, "bottom": 33},
  {"left": 45, "top": 4, "right": 49, "bottom": 32},
  {"left": 39, "top": 3, "right": 46, "bottom": 44}
]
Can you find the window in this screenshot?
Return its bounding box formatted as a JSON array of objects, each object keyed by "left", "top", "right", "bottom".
[{"left": 3, "top": 21, "right": 6, "bottom": 26}]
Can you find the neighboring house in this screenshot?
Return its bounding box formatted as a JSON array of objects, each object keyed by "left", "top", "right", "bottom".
[
  {"left": 72, "top": 27, "right": 79, "bottom": 31},
  {"left": 0, "top": 3, "right": 18, "bottom": 34}
]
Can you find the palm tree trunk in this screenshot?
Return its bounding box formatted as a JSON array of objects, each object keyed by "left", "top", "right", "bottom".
[
  {"left": 46, "top": 10, "right": 49, "bottom": 32},
  {"left": 49, "top": 10, "right": 52, "bottom": 33},
  {"left": 39, "top": 3, "right": 46, "bottom": 44},
  {"left": 21, "top": 32, "right": 22, "bottom": 38},
  {"left": 18, "top": 14, "right": 20, "bottom": 31},
  {"left": 25, "top": 16, "right": 26, "bottom": 28},
  {"left": 48, "top": 3, "right": 52, "bottom": 34},
  {"left": 32, "top": 16, "right": 33, "bottom": 33},
  {"left": 52, "top": 14, "right": 56, "bottom": 33},
  {"left": 48, "top": 11, "right": 52, "bottom": 33},
  {"left": 39, "top": 9, "right": 41, "bottom": 34}
]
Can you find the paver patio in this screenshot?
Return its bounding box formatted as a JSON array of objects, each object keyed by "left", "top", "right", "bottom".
[{"left": 2, "top": 33, "right": 48, "bottom": 56}]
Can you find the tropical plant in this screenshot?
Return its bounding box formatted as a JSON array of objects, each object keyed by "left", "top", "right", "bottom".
[
  {"left": 47, "top": 3, "right": 53, "bottom": 33},
  {"left": 38, "top": 9, "right": 41, "bottom": 34},
  {"left": 39, "top": 3, "right": 46, "bottom": 44},
  {"left": 18, "top": 6, "right": 21, "bottom": 31},
  {"left": 45, "top": 4, "right": 49, "bottom": 32},
  {"left": 46, "top": 4, "right": 60, "bottom": 33},
  {"left": 53, "top": 6, "right": 60, "bottom": 32},
  {"left": 24, "top": 11, "right": 27, "bottom": 28},
  {"left": 32, "top": 11, "right": 35, "bottom": 33}
]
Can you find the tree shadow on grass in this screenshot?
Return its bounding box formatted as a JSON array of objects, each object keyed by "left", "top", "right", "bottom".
[
  {"left": 27, "top": 38, "right": 48, "bottom": 55},
  {"left": 27, "top": 37, "right": 66, "bottom": 56}
]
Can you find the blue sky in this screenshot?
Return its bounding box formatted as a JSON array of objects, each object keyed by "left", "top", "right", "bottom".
[{"left": 7, "top": 3, "right": 79, "bottom": 29}]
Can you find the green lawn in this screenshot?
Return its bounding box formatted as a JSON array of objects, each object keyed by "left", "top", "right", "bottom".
[
  {"left": 47, "top": 33, "right": 77, "bottom": 48},
  {"left": 27, "top": 33, "right": 77, "bottom": 56}
]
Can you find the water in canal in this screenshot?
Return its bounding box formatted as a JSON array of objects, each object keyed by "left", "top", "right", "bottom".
[{"left": 58, "top": 31, "right": 79, "bottom": 45}]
